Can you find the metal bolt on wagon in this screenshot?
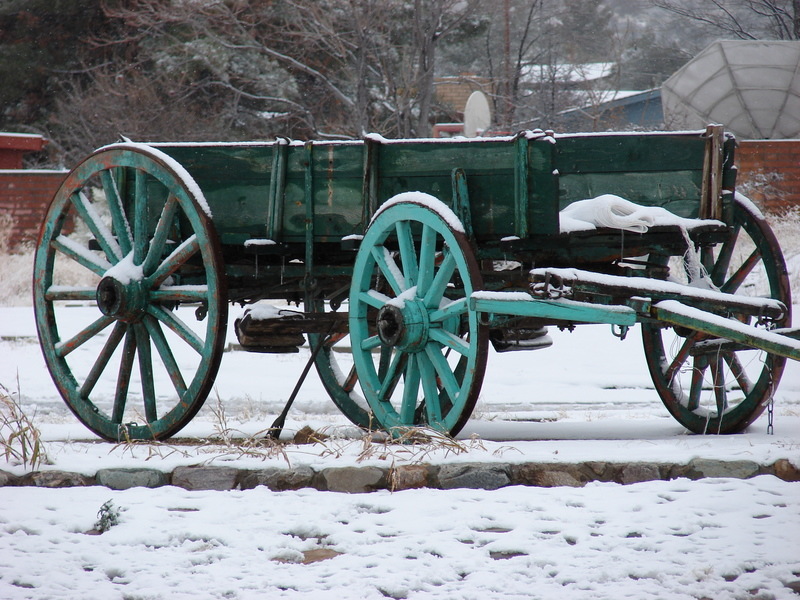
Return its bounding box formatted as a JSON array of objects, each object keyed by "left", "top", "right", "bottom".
[{"left": 33, "top": 125, "right": 800, "bottom": 441}]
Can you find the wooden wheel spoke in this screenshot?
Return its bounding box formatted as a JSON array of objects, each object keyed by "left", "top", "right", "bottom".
[
  {"left": 112, "top": 328, "right": 137, "bottom": 424},
  {"left": 79, "top": 321, "right": 127, "bottom": 399},
  {"left": 399, "top": 355, "right": 420, "bottom": 423},
  {"left": 395, "top": 221, "right": 418, "bottom": 288},
  {"left": 143, "top": 316, "right": 187, "bottom": 399},
  {"left": 146, "top": 304, "right": 204, "bottom": 354},
  {"left": 100, "top": 170, "right": 132, "bottom": 256},
  {"left": 148, "top": 234, "right": 200, "bottom": 288},
  {"left": 52, "top": 235, "right": 111, "bottom": 277},
  {"left": 709, "top": 357, "right": 728, "bottom": 415},
  {"left": 708, "top": 226, "right": 739, "bottom": 287},
  {"left": 416, "top": 224, "right": 436, "bottom": 295},
  {"left": 665, "top": 332, "right": 700, "bottom": 383},
  {"left": 341, "top": 365, "right": 358, "bottom": 394},
  {"left": 45, "top": 287, "right": 98, "bottom": 302},
  {"left": 361, "top": 335, "right": 382, "bottom": 351},
  {"left": 378, "top": 350, "right": 407, "bottom": 400},
  {"left": 56, "top": 315, "right": 115, "bottom": 358},
  {"left": 70, "top": 191, "right": 122, "bottom": 263},
  {"left": 359, "top": 290, "right": 391, "bottom": 310},
  {"left": 378, "top": 344, "right": 392, "bottom": 380},
  {"left": 424, "top": 342, "right": 460, "bottom": 401},
  {"left": 323, "top": 332, "right": 347, "bottom": 348},
  {"left": 423, "top": 249, "right": 456, "bottom": 308},
  {"left": 142, "top": 195, "right": 179, "bottom": 277},
  {"left": 687, "top": 357, "right": 707, "bottom": 411},
  {"left": 428, "top": 327, "right": 470, "bottom": 356},
  {"left": 371, "top": 245, "right": 405, "bottom": 296},
  {"left": 133, "top": 323, "right": 157, "bottom": 422},
  {"left": 133, "top": 169, "right": 149, "bottom": 265},
  {"left": 723, "top": 352, "right": 753, "bottom": 395},
  {"left": 417, "top": 353, "right": 443, "bottom": 424},
  {"left": 721, "top": 247, "right": 761, "bottom": 295},
  {"left": 429, "top": 297, "right": 468, "bottom": 323}
]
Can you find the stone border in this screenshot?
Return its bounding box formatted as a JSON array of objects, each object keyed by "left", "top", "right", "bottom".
[{"left": 2, "top": 458, "right": 798, "bottom": 493}]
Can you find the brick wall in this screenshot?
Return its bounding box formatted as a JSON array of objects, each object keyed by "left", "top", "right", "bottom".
[
  {"left": 0, "top": 170, "right": 68, "bottom": 249},
  {"left": 735, "top": 140, "right": 800, "bottom": 213}
]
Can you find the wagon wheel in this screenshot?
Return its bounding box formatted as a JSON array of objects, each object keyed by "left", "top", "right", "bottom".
[
  {"left": 33, "top": 143, "right": 228, "bottom": 441},
  {"left": 305, "top": 296, "right": 372, "bottom": 429},
  {"left": 642, "top": 194, "right": 791, "bottom": 434},
  {"left": 348, "top": 193, "right": 488, "bottom": 436}
]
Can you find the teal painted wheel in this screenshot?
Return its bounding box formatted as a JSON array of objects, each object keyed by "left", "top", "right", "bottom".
[
  {"left": 306, "top": 297, "right": 372, "bottom": 429},
  {"left": 642, "top": 194, "right": 791, "bottom": 434},
  {"left": 33, "top": 144, "right": 228, "bottom": 441},
  {"left": 348, "top": 194, "right": 488, "bottom": 436}
]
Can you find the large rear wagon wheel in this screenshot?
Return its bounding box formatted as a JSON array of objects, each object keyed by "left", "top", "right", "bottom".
[
  {"left": 642, "top": 194, "right": 791, "bottom": 434},
  {"left": 33, "top": 144, "right": 227, "bottom": 441},
  {"left": 348, "top": 194, "right": 488, "bottom": 436}
]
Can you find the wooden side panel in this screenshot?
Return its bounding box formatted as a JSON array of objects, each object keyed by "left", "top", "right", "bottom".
[
  {"left": 554, "top": 133, "right": 708, "bottom": 218},
  {"left": 156, "top": 144, "right": 274, "bottom": 244}
]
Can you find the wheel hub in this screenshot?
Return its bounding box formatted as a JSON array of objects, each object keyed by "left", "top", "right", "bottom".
[
  {"left": 376, "top": 300, "right": 430, "bottom": 352},
  {"left": 96, "top": 276, "right": 147, "bottom": 322}
]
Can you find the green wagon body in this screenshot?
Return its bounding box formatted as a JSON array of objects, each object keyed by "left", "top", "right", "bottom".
[
  {"left": 33, "top": 128, "right": 798, "bottom": 441},
  {"left": 155, "top": 131, "right": 720, "bottom": 244}
]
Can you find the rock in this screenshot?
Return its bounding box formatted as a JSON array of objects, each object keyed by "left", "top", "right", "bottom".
[
  {"left": 19, "top": 470, "right": 92, "bottom": 487},
  {"left": 686, "top": 459, "right": 760, "bottom": 479},
  {"left": 293, "top": 426, "right": 328, "bottom": 445},
  {"left": 773, "top": 459, "right": 800, "bottom": 482},
  {"left": 171, "top": 466, "right": 240, "bottom": 491},
  {"left": 238, "top": 466, "right": 315, "bottom": 491},
  {"left": 784, "top": 580, "right": 800, "bottom": 594},
  {"left": 96, "top": 468, "right": 168, "bottom": 490},
  {"left": 437, "top": 463, "right": 510, "bottom": 490},
  {"left": 510, "top": 464, "right": 583, "bottom": 488},
  {"left": 0, "top": 470, "right": 16, "bottom": 486},
  {"left": 618, "top": 463, "right": 661, "bottom": 485},
  {"left": 389, "top": 465, "right": 432, "bottom": 490},
  {"left": 319, "top": 466, "right": 386, "bottom": 493}
]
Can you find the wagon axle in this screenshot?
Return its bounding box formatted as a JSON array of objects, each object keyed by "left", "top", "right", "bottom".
[{"left": 96, "top": 276, "right": 147, "bottom": 323}]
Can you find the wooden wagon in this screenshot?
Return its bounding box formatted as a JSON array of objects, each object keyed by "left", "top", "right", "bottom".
[{"left": 33, "top": 126, "right": 799, "bottom": 440}]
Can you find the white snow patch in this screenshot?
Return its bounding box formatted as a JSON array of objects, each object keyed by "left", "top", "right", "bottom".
[
  {"left": 103, "top": 251, "right": 142, "bottom": 284},
  {"left": 559, "top": 194, "right": 723, "bottom": 234},
  {"left": 372, "top": 192, "right": 465, "bottom": 234}
]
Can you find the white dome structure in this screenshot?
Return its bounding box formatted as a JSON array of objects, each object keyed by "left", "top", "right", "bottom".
[{"left": 661, "top": 40, "right": 800, "bottom": 139}]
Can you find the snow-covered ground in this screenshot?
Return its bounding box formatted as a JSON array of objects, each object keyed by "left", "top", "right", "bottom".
[{"left": 1, "top": 304, "right": 799, "bottom": 599}]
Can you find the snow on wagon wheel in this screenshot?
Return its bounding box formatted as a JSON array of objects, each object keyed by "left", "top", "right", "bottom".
[
  {"left": 642, "top": 194, "right": 791, "bottom": 434},
  {"left": 348, "top": 193, "right": 489, "bottom": 436},
  {"left": 33, "top": 144, "right": 228, "bottom": 441}
]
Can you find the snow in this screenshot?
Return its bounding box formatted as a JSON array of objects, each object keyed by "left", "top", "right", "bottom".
[
  {"left": 372, "top": 192, "right": 466, "bottom": 234},
  {"left": 559, "top": 194, "right": 724, "bottom": 234},
  {"left": 243, "top": 238, "right": 276, "bottom": 247},
  {"left": 103, "top": 251, "right": 143, "bottom": 285},
  {"left": 1, "top": 303, "right": 799, "bottom": 599}
]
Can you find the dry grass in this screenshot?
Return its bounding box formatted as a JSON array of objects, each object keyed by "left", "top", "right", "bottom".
[{"left": 0, "top": 381, "right": 48, "bottom": 470}]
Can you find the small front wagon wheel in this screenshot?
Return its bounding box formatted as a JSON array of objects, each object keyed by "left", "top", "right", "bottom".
[
  {"left": 33, "top": 144, "right": 228, "bottom": 441},
  {"left": 642, "top": 194, "right": 791, "bottom": 434},
  {"left": 348, "top": 193, "right": 488, "bottom": 436}
]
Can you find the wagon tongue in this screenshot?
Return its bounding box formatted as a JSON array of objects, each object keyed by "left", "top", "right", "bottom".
[{"left": 528, "top": 267, "right": 800, "bottom": 362}]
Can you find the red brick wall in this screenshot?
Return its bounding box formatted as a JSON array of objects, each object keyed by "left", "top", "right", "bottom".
[
  {"left": 735, "top": 140, "right": 800, "bottom": 213},
  {"left": 0, "top": 170, "right": 68, "bottom": 250}
]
